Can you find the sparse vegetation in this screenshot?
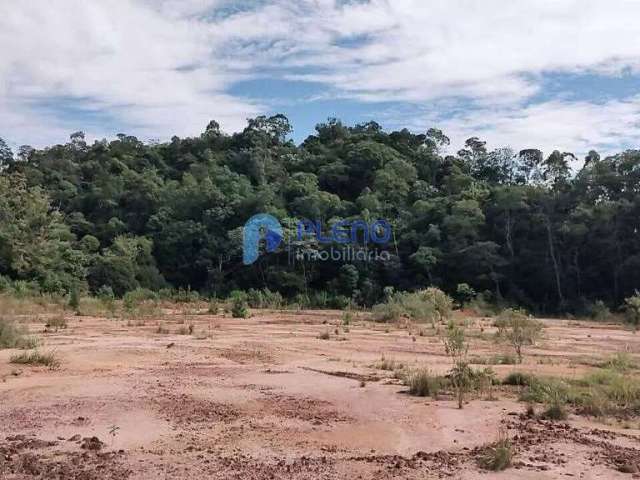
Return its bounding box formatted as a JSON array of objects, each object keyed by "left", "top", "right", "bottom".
[
  {"left": 45, "top": 315, "right": 67, "bottom": 331},
  {"left": 10, "top": 350, "right": 60, "bottom": 369},
  {"left": 231, "top": 292, "right": 249, "bottom": 319},
  {"left": 503, "top": 371, "right": 536, "bottom": 386},
  {"left": 443, "top": 321, "right": 470, "bottom": 408},
  {"left": 496, "top": 308, "right": 543, "bottom": 363},
  {"left": 602, "top": 352, "right": 635, "bottom": 372},
  {"left": 372, "top": 288, "right": 453, "bottom": 325},
  {"left": 405, "top": 368, "right": 445, "bottom": 397},
  {"left": 375, "top": 355, "right": 404, "bottom": 371},
  {"left": 478, "top": 430, "right": 513, "bottom": 471},
  {"left": 0, "top": 317, "right": 39, "bottom": 349},
  {"left": 624, "top": 292, "right": 640, "bottom": 330}
]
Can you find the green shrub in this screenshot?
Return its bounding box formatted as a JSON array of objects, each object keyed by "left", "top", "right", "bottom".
[
  {"left": 587, "top": 300, "right": 612, "bottom": 322},
  {"left": 520, "top": 377, "right": 568, "bottom": 403},
  {"left": 455, "top": 283, "right": 476, "bottom": 307},
  {"left": 231, "top": 295, "right": 249, "bottom": 318},
  {"left": 246, "top": 288, "right": 284, "bottom": 309},
  {"left": 173, "top": 287, "right": 200, "bottom": 303},
  {"left": 624, "top": 292, "right": 640, "bottom": 329},
  {"left": 372, "top": 287, "right": 453, "bottom": 324}
]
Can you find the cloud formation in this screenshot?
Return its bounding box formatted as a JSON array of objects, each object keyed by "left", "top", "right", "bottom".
[{"left": 1, "top": 0, "right": 639, "bottom": 155}]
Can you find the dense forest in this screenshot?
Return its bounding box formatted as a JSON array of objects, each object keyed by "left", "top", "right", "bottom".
[{"left": 0, "top": 115, "right": 638, "bottom": 314}]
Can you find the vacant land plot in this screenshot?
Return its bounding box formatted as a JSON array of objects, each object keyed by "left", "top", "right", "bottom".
[{"left": 1, "top": 309, "right": 640, "bottom": 479}]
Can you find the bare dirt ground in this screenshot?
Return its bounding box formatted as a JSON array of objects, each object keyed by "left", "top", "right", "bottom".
[{"left": 2, "top": 308, "right": 640, "bottom": 479}]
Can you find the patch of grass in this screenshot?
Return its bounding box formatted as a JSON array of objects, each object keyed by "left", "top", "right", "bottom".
[
  {"left": 503, "top": 371, "right": 536, "bottom": 386},
  {"left": 10, "top": 350, "right": 60, "bottom": 369},
  {"left": 405, "top": 368, "right": 445, "bottom": 397},
  {"left": 542, "top": 400, "right": 568, "bottom": 420},
  {"left": 514, "top": 369, "right": 640, "bottom": 420},
  {"left": 478, "top": 431, "right": 513, "bottom": 471},
  {"left": 0, "top": 317, "right": 39, "bottom": 349},
  {"left": 470, "top": 353, "right": 518, "bottom": 365},
  {"left": 375, "top": 355, "right": 404, "bottom": 371},
  {"left": 602, "top": 352, "right": 635, "bottom": 372},
  {"left": 45, "top": 315, "right": 67, "bottom": 331}
]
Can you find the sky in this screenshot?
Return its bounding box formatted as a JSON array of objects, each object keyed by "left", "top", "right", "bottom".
[{"left": 1, "top": 0, "right": 639, "bottom": 158}]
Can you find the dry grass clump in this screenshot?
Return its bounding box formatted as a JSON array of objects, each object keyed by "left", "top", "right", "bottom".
[
  {"left": 45, "top": 315, "right": 67, "bottom": 331},
  {"left": 478, "top": 430, "right": 513, "bottom": 471},
  {"left": 10, "top": 350, "right": 60, "bottom": 369},
  {"left": 404, "top": 368, "right": 445, "bottom": 397},
  {"left": 0, "top": 317, "right": 39, "bottom": 349}
]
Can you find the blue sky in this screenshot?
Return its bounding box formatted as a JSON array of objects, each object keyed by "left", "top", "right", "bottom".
[{"left": 1, "top": 0, "right": 639, "bottom": 157}]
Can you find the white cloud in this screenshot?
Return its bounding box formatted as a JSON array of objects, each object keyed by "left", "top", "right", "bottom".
[
  {"left": 433, "top": 97, "right": 640, "bottom": 158},
  {"left": 1, "top": 0, "right": 639, "bottom": 149},
  {"left": 0, "top": 0, "right": 261, "bottom": 146}
]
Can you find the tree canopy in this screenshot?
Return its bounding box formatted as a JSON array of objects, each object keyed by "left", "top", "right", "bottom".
[{"left": 1, "top": 114, "right": 638, "bottom": 314}]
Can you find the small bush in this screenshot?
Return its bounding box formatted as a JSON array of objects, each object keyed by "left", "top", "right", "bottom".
[
  {"left": 520, "top": 377, "right": 569, "bottom": 404},
  {"left": 246, "top": 288, "right": 283, "bottom": 309},
  {"left": 586, "top": 300, "right": 612, "bottom": 322},
  {"left": 372, "top": 287, "right": 453, "bottom": 324},
  {"left": 503, "top": 371, "right": 536, "bottom": 386},
  {"left": 405, "top": 369, "right": 444, "bottom": 397},
  {"left": 342, "top": 310, "right": 353, "bottom": 326},
  {"left": 496, "top": 308, "right": 543, "bottom": 363},
  {"left": 455, "top": 283, "right": 476, "bottom": 307},
  {"left": 625, "top": 292, "right": 640, "bottom": 329},
  {"left": 542, "top": 401, "right": 568, "bottom": 420},
  {"left": 10, "top": 350, "right": 60, "bottom": 369},
  {"left": 478, "top": 431, "right": 513, "bottom": 471},
  {"left": 231, "top": 295, "right": 249, "bottom": 318}
]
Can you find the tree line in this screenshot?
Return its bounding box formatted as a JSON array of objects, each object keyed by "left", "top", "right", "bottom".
[{"left": 0, "top": 114, "right": 638, "bottom": 314}]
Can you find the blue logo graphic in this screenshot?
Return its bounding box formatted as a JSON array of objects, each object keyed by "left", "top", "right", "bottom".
[{"left": 243, "top": 213, "right": 284, "bottom": 265}]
